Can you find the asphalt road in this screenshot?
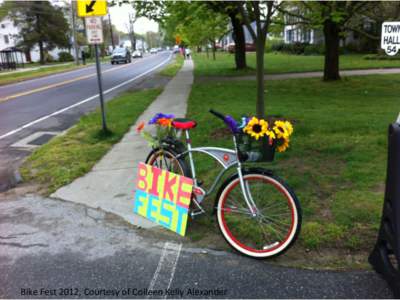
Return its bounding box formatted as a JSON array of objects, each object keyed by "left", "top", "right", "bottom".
[
  {"left": 0, "top": 51, "right": 172, "bottom": 191},
  {"left": 0, "top": 196, "right": 393, "bottom": 299}
]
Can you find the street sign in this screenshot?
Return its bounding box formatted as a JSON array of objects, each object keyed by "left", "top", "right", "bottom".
[
  {"left": 381, "top": 22, "right": 400, "bottom": 56},
  {"left": 85, "top": 17, "right": 103, "bottom": 45},
  {"left": 77, "top": 0, "right": 107, "bottom": 17}
]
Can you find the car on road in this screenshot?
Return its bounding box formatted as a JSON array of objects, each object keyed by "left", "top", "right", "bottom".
[
  {"left": 150, "top": 48, "right": 158, "bottom": 54},
  {"left": 132, "top": 50, "right": 143, "bottom": 58},
  {"left": 111, "top": 47, "right": 131, "bottom": 64}
]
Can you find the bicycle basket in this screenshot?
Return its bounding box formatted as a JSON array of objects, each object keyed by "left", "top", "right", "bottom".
[{"left": 237, "top": 132, "right": 276, "bottom": 162}]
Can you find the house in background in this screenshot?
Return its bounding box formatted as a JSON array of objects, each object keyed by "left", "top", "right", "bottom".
[
  {"left": 0, "top": 16, "right": 74, "bottom": 63},
  {"left": 282, "top": 10, "right": 378, "bottom": 51}
]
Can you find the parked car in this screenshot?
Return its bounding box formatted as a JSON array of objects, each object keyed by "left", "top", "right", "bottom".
[
  {"left": 111, "top": 47, "right": 131, "bottom": 64},
  {"left": 132, "top": 50, "right": 143, "bottom": 58},
  {"left": 150, "top": 48, "right": 158, "bottom": 54},
  {"left": 227, "top": 43, "right": 256, "bottom": 53}
]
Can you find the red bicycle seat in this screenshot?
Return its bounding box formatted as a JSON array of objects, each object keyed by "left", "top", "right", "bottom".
[{"left": 172, "top": 118, "right": 197, "bottom": 130}]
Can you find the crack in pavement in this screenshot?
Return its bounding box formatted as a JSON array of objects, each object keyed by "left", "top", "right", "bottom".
[{"left": 0, "top": 242, "right": 48, "bottom": 248}]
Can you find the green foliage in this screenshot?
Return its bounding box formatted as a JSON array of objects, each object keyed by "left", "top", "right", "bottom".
[
  {"left": 186, "top": 74, "right": 399, "bottom": 266},
  {"left": 58, "top": 51, "right": 74, "bottom": 62},
  {"left": 8, "top": 1, "right": 70, "bottom": 63}
]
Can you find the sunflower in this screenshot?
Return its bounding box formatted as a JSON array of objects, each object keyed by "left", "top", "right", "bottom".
[
  {"left": 265, "top": 129, "right": 276, "bottom": 141},
  {"left": 284, "top": 120, "right": 294, "bottom": 135},
  {"left": 277, "top": 138, "right": 290, "bottom": 153},
  {"left": 243, "top": 117, "right": 268, "bottom": 140},
  {"left": 273, "top": 120, "right": 290, "bottom": 139}
]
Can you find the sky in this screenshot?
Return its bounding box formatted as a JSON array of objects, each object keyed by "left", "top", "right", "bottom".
[{"left": 108, "top": 3, "right": 159, "bottom": 35}]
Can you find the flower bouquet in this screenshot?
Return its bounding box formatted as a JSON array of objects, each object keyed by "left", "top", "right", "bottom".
[
  {"left": 136, "top": 113, "right": 176, "bottom": 148},
  {"left": 228, "top": 116, "right": 294, "bottom": 162}
]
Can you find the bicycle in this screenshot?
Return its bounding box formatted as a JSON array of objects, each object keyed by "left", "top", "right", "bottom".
[{"left": 144, "top": 109, "right": 302, "bottom": 258}]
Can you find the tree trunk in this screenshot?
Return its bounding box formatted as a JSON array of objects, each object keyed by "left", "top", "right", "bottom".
[
  {"left": 24, "top": 49, "right": 31, "bottom": 63},
  {"left": 38, "top": 41, "right": 44, "bottom": 65},
  {"left": 255, "top": 36, "right": 266, "bottom": 119},
  {"left": 323, "top": 18, "right": 340, "bottom": 81},
  {"left": 212, "top": 40, "right": 216, "bottom": 60},
  {"left": 206, "top": 46, "right": 209, "bottom": 58},
  {"left": 229, "top": 11, "right": 247, "bottom": 69}
]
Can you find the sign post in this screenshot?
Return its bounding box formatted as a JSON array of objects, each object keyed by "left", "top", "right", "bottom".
[{"left": 79, "top": 1, "right": 108, "bottom": 132}]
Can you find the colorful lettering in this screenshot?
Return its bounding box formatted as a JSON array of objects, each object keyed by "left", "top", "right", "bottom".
[{"left": 133, "top": 163, "right": 193, "bottom": 236}]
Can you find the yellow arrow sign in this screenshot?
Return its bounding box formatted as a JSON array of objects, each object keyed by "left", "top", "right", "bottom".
[{"left": 77, "top": 0, "right": 107, "bottom": 17}]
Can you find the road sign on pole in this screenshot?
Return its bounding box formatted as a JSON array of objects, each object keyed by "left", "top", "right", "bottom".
[
  {"left": 381, "top": 22, "right": 400, "bottom": 56},
  {"left": 85, "top": 16, "right": 103, "bottom": 44},
  {"left": 77, "top": 0, "right": 107, "bottom": 17},
  {"left": 82, "top": 15, "right": 107, "bottom": 131}
]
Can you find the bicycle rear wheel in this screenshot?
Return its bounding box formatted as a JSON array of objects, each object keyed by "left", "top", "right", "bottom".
[
  {"left": 145, "top": 147, "right": 190, "bottom": 177},
  {"left": 216, "top": 171, "right": 301, "bottom": 258}
]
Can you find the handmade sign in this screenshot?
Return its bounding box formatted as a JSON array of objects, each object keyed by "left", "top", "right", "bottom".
[{"left": 134, "top": 163, "right": 193, "bottom": 236}]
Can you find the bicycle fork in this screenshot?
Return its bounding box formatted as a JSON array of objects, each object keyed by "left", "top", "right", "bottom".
[{"left": 232, "top": 136, "right": 258, "bottom": 217}]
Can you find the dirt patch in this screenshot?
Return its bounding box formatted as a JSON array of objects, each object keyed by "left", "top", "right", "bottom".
[{"left": 0, "top": 182, "right": 45, "bottom": 201}]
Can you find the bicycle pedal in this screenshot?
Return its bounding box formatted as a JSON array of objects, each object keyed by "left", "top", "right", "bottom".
[{"left": 190, "top": 209, "right": 205, "bottom": 219}]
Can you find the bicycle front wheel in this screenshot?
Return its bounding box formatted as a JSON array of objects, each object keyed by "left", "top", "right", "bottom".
[{"left": 216, "top": 171, "right": 301, "bottom": 258}]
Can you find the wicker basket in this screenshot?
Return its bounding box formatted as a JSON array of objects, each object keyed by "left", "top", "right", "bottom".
[{"left": 237, "top": 133, "right": 276, "bottom": 162}]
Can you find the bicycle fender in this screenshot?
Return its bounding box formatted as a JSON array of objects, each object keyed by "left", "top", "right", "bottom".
[{"left": 213, "top": 167, "right": 274, "bottom": 213}]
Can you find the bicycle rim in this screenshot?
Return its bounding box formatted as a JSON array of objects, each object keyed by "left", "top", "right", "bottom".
[
  {"left": 217, "top": 174, "right": 299, "bottom": 258},
  {"left": 146, "top": 148, "right": 186, "bottom": 176}
]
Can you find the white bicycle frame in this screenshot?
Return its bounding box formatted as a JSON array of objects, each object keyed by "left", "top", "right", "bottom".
[{"left": 175, "top": 130, "right": 259, "bottom": 216}]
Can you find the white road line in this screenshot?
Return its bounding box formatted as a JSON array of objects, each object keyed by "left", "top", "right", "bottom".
[
  {"left": 0, "top": 54, "right": 172, "bottom": 141},
  {"left": 147, "top": 242, "right": 182, "bottom": 299}
]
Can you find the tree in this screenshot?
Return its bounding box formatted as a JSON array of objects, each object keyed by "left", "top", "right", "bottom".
[
  {"left": 279, "top": 1, "right": 375, "bottom": 81},
  {"left": 237, "top": 1, "right": 279, "bottom": 119},
  {"left": 166, "top": 3, "right": 228, "bottom": 60},
  {"left": 207, "top": 2, "right": 248, "bottom": 69},
  {"left": 8, "top": 1, "right": 70, "bottom": 64}
]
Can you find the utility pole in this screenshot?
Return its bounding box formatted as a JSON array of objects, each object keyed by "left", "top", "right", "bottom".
[
  {"left": 108, "top": 13, "right": 115, "bottom": 49},
  {"left": 71, "top": 0, "right": 80, "bottom": 65},
  {"left": 128, "top": 12, "right": 136, "bottom": 50}
]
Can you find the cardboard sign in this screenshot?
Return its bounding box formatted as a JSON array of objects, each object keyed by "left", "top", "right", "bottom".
[
  {"left": 134, "top": 163, "right": 193, "bottom": 236},
  {"left": 381, "top": 22, "right": 400, "bottom": 56},
  {"left": 85, "top": 17, "right": 103, "bottom": 45},
  {"left": 77, "top": 0, "right": 107, "bottom": 17}
]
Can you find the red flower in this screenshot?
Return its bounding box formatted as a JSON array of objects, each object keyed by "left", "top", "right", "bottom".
[{"left": 136, "top": 122, "right": 145, "bottom": 133}]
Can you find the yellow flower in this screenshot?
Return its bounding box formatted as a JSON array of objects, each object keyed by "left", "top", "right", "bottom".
[
  {"left": 277, "top": 138, "right": 290, "bottom": 153},
  {"left": 266, "top": 129, "right": 276, "bottom": 140},
  {"left": 273, "top": 120, "right": 290, "bottom": 139},
  {"left": 243, "top": 117, "right": 268, "bottom": 140},
  {"left": 284, "top": 121, "right": 294, "bottom": 135}
]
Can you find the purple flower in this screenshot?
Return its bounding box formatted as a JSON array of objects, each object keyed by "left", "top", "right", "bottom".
[
  {"left": 148, "top": 113, "right": 175, "bottom": 125},
  {"left": 224, "top": 115, "right": 239, "bottom": 133}
]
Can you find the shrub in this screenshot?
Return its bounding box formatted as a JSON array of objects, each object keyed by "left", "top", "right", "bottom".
[
  {"left": 265, "top": 39, "right": 284, "bottom": 53},
  {"left": 304, "top": 44, "right": 325, "bottom": 55},
  {"left": 58, "top": 51, "right": 74, "bottom": 62},
  {"left": 44, "top": 53, "right": 55, "bottom": 63}
]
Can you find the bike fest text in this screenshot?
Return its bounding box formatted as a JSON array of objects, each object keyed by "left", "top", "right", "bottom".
[{"left": 134, "top": 163, "right": 193, "bottom": 236}]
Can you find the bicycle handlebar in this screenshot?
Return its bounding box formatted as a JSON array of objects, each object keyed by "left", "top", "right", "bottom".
[{"left": 209, "top": 109, "right": 225, "bottom": 121}]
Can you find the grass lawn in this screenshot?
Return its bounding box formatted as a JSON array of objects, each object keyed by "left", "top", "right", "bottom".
[
  {"left": 193, "top": 52, "right": 400, "bottom": 77},
  {"left": 0, "top": 56, "right": 111, "bottom": 86},
  {"left": 159, "top": 55, "right": 184, "bottom": 77},
  {"left": 20, "top": 88, "right": 161, "bottom": 195},
  {"left": 184, "top": 74, "right": 397, "bottom": 269}
]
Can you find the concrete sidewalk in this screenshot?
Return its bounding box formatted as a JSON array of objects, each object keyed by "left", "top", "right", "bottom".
[{"left": 51, "top": 59, "right": 194, "bottom": 228}]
